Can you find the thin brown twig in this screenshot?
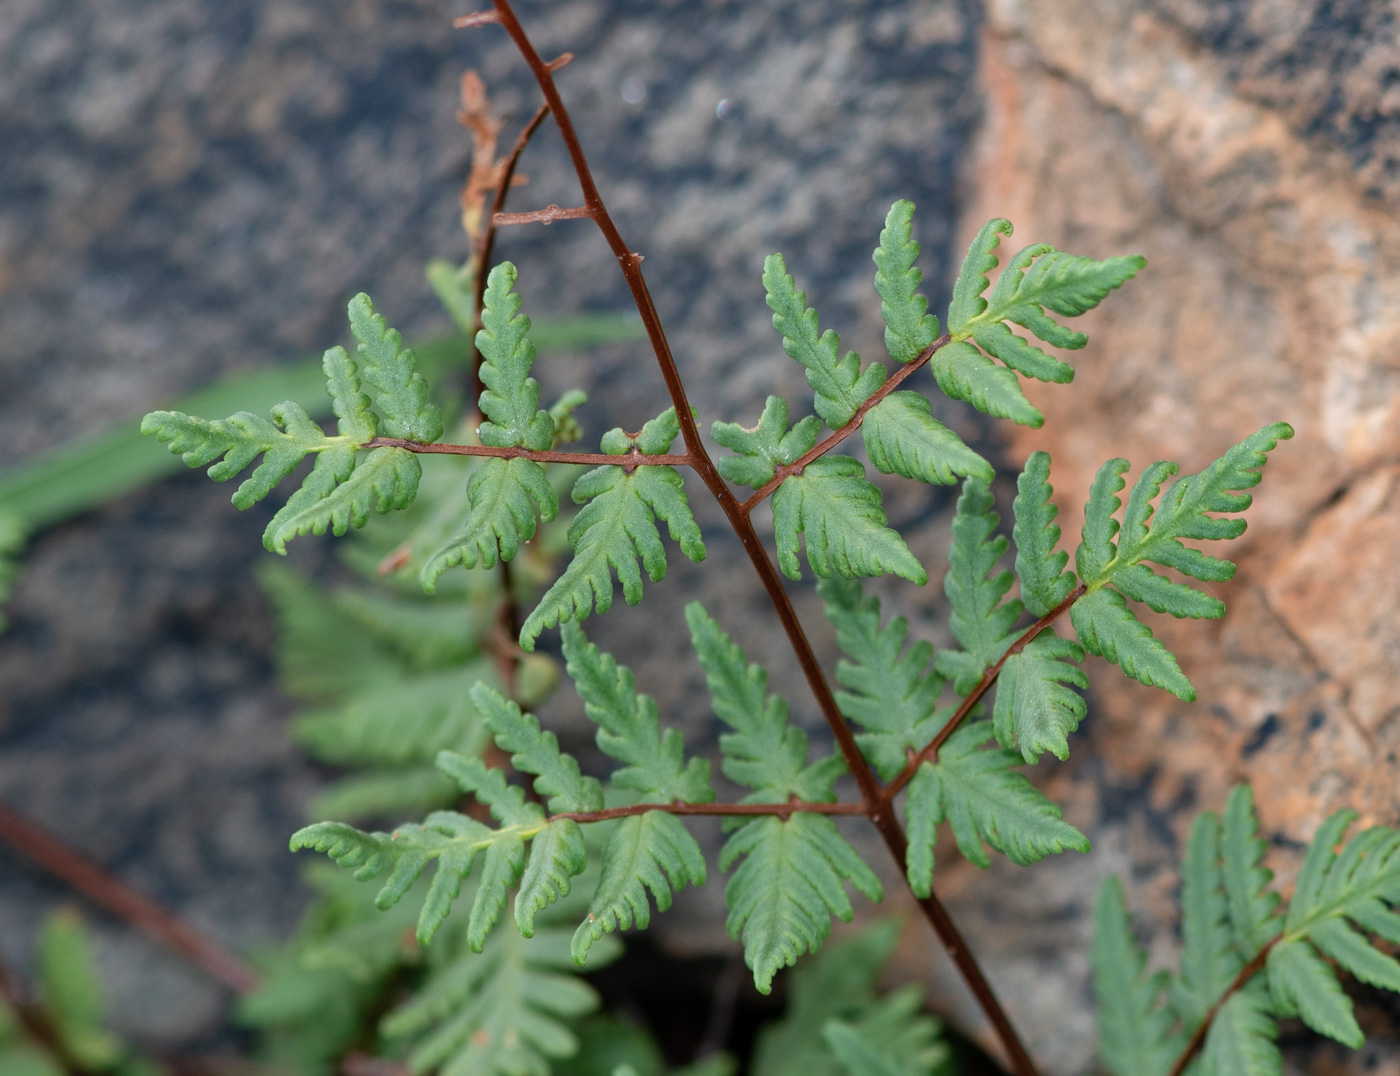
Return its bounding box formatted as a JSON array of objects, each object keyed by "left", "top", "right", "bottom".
[
  {"left": 740, "top": 332, "right": 952, "bottom": 513},
  {"left": 552, "top": 800, "right": 866, "bottom": 824},
  {"left": 0, "top": 800, "right": 259, "bottom": 993},
  {"left": 1166, "top": 939, "right": 1278, "bottom": 1076},
  {"left": 883, "top": 583, "right": 1088, "bottom": 802},
  {"left": 362, "top": 437, "right": 690, "bottom": 470},
  {"left": 470, "top": 6, "right": 1041, "bottom": 1072},
  {"left": 493, "top": 204, "right": 596, "bottom": 227}
]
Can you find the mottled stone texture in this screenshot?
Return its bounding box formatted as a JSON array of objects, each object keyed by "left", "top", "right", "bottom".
[{"left": 928, "top": 0, "right": 1400, "bottom": 1071}]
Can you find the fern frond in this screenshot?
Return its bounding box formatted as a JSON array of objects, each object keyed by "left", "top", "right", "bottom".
[
  {"left": 686, "top": 601, "right": 844, "bottom": 801},
  {"left": 1199, "top": 983, "right": 1281, "bottom": 1076},
  {"left": 860, "top": 391, "right": 992, "bottom": 486},
  {"left": 475, "top": 262, "right": 556, "bottom": 451},
  {"left": 1069, "top": 587, "right": 1193, "bottom": 701},
  {"left": 421, "top": 456, "right": 558, "bottom": 590},
  {"left": 822, "top": 987, "right": 951, "bottom": 1076},
  {"left": 1067, "top": 427, "right": 1292, "bottom": 697},
  {"left": 1171, "top": 811, "right": 1240, "bottom": 1028},
  {"left": 712, "top": 395, "right": 822, "bottom": 490},
  {"left": 763, "top": 253, "right": 887, "bottom": 428},
  {"left": 872, "top": 200, "right": 940, "bottom": 364},
  {"left": 926, "top": 340, "right": 1043, "bottom": 428},
  {"left": 37, "top": 911, "right": 126, "bottom": 1071},
  {"left": 1011, "top": 450, "right": 1077, "bottom": 617},
  {"left": 571, "top": 810, "right": 707, "bottom": 964},
  {"left": 141, "top": 398, "right": 341, "bottom": 510},
  {"left": 1265, "top": 809, "right": 1400, "bottom": 1047},
  {"left": 750, "top": 919, "right": 901, "bottom": 1076},
  {"left": 330, "top": 585, "right": 490, "bottom": 670},
  {"left": 382, "top": 926, "right": 606, "bottom": 1076},
  {"left": 1092, "top": 877, "right": 1183, "bottom": 1076},
  {"left": 1221, "top": 785, "right": 1282, "bottom": 958},
  {"left": 818, "top": 578, "right": 947, "bottom": 780},
  {"left": 947, "top": 218, "right": 1013, "bottom": 331},
  {"left": 308, "top": 766, "right": 461, "bottom": 823},
  {"left": 264, "top": 445, "right": 421, "bottom": 554},
  {"left": 771, "top": 455, "right": 926, "bottom": 584},
  {"left": 516, "top": 820, "right": 589, "bottom": 940},
  {"left": 347, "top": 292, "right": 442, "bottom": 443},
  {"left": 293, "top": 665, "right": 494, "bottom": 768},
  {"left": 471, "top": 683, "right": 603, "bottom": 814},
  {"left": 520, "top": 410, "right": 705, "bottom": 651},
  {"left": 292, "top": 753, "right": 546, "bottom": 948},
  {"left": 561, "top": 621, "right": 713, "bottom": 803},
  {"left": 720, "top": 813, "right": 883, "bottom": 994},
  {"left": 903, "top": 723, "right": 1088, "bottom": 898},
  {"left": 991, "top": 633, "right": 1087, "bottom": 764},
  {"left": 949, "top": 219, "right": 1142, "bottom": 365},
  {"left": 933, "top": 477, "right": 1022, "bottom": 694}
]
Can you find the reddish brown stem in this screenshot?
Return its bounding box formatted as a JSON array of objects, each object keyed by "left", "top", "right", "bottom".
[
  {"left": 473, "top": 6, "right": 1040, "bottom": 1072},
  {"left": 883, "top": 583, "right": 1087, "bottom": 803},
  {"left": 363, "top": 437, "right": 689, "bottom": 469},
  {"left": 0, "top": 801, "right": 259, "bottom": 993},
  {"left": 552, "top": 800, "right": 866, "bottom": 824},
  {"left": 1166, "top": 939, "right": 1279, "bottom": 1076},
  {"left": 740, "top": 333, "right": 952, "bottom": 513}
]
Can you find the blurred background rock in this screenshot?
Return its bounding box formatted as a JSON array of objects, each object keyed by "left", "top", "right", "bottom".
[{"left": 1, "top": 0, "right": 1397, "bottom": 1072}]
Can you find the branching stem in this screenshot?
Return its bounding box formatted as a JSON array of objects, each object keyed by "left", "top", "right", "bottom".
[
  {"left": 1166, "top": 938, "right": 1279, "bottom": 1076},
  {"left": 551, "top": 800, "right": 866, "bottom": 824},
  {"left": 883, "top": 584, "right": 1087, "bottom": 802},
  {"left": 740, "top": 333, "right": 952, "bottom": 513},
  {"left": 0, "top": 800, "right": 258, "bottom": 993},
  {"left": 363, "top": 437, "right": 690, "bottom": 470},
  {"left": 471, "top": 6, "right": 1041, "bottom": 1072}
]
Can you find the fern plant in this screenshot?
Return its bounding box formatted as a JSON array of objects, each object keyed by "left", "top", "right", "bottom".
[
  {"left": 1094, "top": 785, "right": 1400, "bottom": 1076},
  {"left": 129, "top": 3, "right": 1331, "bottom": 1074}
]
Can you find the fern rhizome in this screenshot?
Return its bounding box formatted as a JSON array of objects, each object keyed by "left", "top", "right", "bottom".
[{"left": 132, "top": 4, "right": 1400, "bottom": 1075}]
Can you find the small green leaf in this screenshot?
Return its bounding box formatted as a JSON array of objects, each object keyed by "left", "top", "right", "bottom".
[
  {"left": 1171, "top": 812, "right": 1238, "bottom": 1028},
  {"left": 347, "top": 293, "right": 442, "bottom": 443},
  {"left": 926, "top": 340, "right": 1043, "bottom": 428},
  {"left": 563, "top": 621, "right": 714, "bottom": 804},
  {"left": 1012, "top": 450, "right": 1077, "bottom": 617},
  {"left": 992, "top": 634, "right": 1087, "bottom": 763},
  {"left": 819, "top": 578, "right": 946, "bottom": 780},
  {"left": 763, "top": 253, "right": 887, "bottom": 428},
  {"left": 471, "top": 682, "right": 603, "bottom": 813},
  {"left": 872, "top": 199, "right": 940, "bottom": 364},
  {"left": 721, "top": 813, "right": 883, "bottom": 994},
  {"left": 903, "top": 723, "right": 1088, "bottom": 898},
  {"left": 516, "top": 819, "right": 588, "bottom": 938},
  {"left": 1221, "top": 785, "right": 1282, "bottom": 959},
  {"left": 772, "top": 455, "right": 926, "bottom": 584},
  {"left": 420, "top": 456, "right": 558, "bottom": 590},
  {"left": 1199, "top": 984, "right": 1281, "bottom": 1076},
  {"left": 1091, "top": 878, "right": 1183, "bottom": 1076},
  {"left": 323, "top": 345, "right": 378, "bottom": 443},
  {"left": 948, "top": 218, "right": 1013, "bottom": 333},
  {"left": 475, "top": 261, "right": 555, "bottom": 451},
  {"left": 1076, "top": 458, "right": 1128, "bottom": 585},
  {"left": 687, "top": 600, "right": 844, "bottom": 802},
  {"left": 712, "top": 395, "right": 823, "bottom": 489},
  {"left": 263, "top": 446, "right": 421, "bottom": 554},
  {"left": 1266, "top": 938, "right": 1361, "bottom": 1046},
  {"left": 572, "top": 811, "right": 707, "bottom": 963},
  {"left": 1070, "top": 587, "right": 1194, "bottom": 701},
  {"left": 861, "top": 391, "right": 992, "bottom": 486},
  {"left": 520, "top": 448, "right": 705, "bottom": 651},
  {"left": 970, "top": 321, "right": 1073, "bottom": 383},
  {"left": 935, "top": 477, "right": 1022, "bottom": 694}
]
